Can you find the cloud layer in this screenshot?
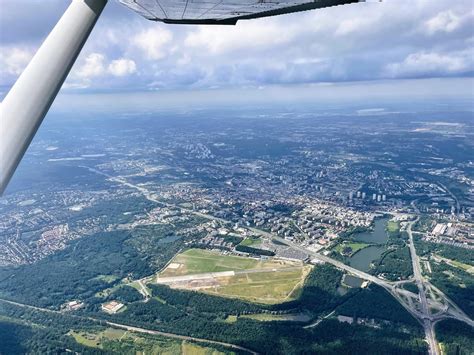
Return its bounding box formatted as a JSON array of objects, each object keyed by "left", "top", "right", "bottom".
[{"left": 1, "top": 0, "right": 473, "bottom": 92}]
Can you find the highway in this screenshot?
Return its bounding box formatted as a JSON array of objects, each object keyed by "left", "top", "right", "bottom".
[
  {"left": 86, "top": 167, "right": 474, "bottom": 353},
  {"left": 407, "top": 218, "right": 439, "bottom": 355}
]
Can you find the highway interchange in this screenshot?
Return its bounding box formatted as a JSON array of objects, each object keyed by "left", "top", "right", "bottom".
[{"left": 88, "top": 168, "right": 474, "bottom": 354}]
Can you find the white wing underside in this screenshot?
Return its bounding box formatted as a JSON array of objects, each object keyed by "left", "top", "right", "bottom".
[{"left": 118, "top": 0, "right": 363, "bottom": 24}]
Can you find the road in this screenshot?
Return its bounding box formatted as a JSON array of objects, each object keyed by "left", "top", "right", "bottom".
[
  {"left": 0, "top": 297, "right": 258, "bottom": 354},
  {"left": 438, "top": 182, "right": 461, "bottom": 213},
  {"left": 86, "top": 167, "right": 474, "bottom": 352},
  {"left": 407, "top": 218, "right": 439, "bottom": 355}
]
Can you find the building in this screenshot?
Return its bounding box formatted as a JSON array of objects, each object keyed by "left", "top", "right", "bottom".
[
  {"left": 337, "top": 315, "right": 354, "bottom": 324},
  {"left": 432, "top": 223, "right": 447, "bottom": 236},
  {"left": 101, "top": 301, "right": 125, "bottom": 314}
]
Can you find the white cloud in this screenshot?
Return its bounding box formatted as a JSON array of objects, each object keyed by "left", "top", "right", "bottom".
[
  {"left": 3, "top": 0, "right": 474, "bottom": 91},
  {"left": 108, "top": 58, "right": 137, "bottom": 76},
  {"left": 0, "top": 46, "right": 34, "bottom": 76},
  {"left": 424, "top": 10, "right": 463, "bottom": 35},
  {"left": 335, "top": 18, "right": 374, "bottom": 36},
  {"left": 76, "top": 53, "right": 106, "bottom": 78},
  {"left": 386, "top": 51, "right": 471, "bottom": 77},
  {"left": 132, "top": 27, "right": 172, "bottom": 60},
  {"left": 184, "top": 22, "right": 293, "bottom": 54}
]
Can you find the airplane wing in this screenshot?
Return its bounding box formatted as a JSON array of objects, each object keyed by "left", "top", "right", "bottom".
[
  {"left": 118, "top": 0, "right": 363, "bottom": 25},
  {"left": 0, "top": 0, "right": 374, "bottom": 195}
]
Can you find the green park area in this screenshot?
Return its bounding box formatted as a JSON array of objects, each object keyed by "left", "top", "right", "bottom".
[
  {"left": 239, "top": 236, "right": 262, "bottom": 247},
  {"left": 334, "top": 242, "right": 370, "bottom": 256}
]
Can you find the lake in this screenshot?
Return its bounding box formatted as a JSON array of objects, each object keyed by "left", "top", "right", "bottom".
[{"left": 348, "top": 217, "right": 390, "bottom": 272}]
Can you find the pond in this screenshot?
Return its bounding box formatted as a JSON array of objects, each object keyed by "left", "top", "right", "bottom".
[
  {"left": 348, "top": 217, "right": 390, "bottom": 272},
  {"left": 352, "top": 217, "right": 390, "bottom": 244}
]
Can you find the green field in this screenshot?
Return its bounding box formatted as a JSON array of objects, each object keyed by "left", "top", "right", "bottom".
[
  {"left": 69, "top": 328, "right": 224, "bottom": 354},
  {"left": 160, "top": 248, "right": 295, "bottom": 277},
  {"left": 239, "top": 236, "right": 262, "bottom": 247},
  {"left": 239, "top": 312, "right": 311, "bottom": 322},
  {"left": 69, "top": 329, "right": 126, "bottom": 349},
  {"left": 435, "top": 255, "right": 474, "bottom": 274},
  {"left": 334, "top": 242, "right": 370, "bottom": 256},
  {"left": 205, "top": 266, "right": 311, "bottom": 304},
  {"left": 182, "top": 342, "right": 227, "bottom": 355},
  {"left": 158, "top": 249, "right": 310, "bottom": 304},
  {"left": 387, "top": 220, "right": 400, "bottom": 233}
]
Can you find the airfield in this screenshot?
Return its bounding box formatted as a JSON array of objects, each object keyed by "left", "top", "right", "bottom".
[{"left": 154, "top": 249, "right": 311, "bottom": 304}]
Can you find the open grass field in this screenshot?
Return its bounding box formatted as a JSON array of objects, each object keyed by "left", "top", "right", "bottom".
[
  {"left": 157, "top": 249, "right": 310, "bottom": 304},
  {"left": 334, "top": 242, "right": 370, "bottom": 256},
  {"left": 435, "top": 255, "right": 474, "bottom": 274},
  {"left": 160, "top": 248, "right": 298, "bottom": 277},
  {"left": 239, "top": 312, "right": 311, "bottom": 322},
  {"left": 69, "top": 328, "right": 224, "bottom": 354},
  {"left": 182, "top": 342, "right": 226, "bottom": 355},
  {"left": 69, "top": 329, "right": 128, "bottom": 349},
  {"left": 387, "top": 220, "right": 400, "bottom": 233},
  {"left": 205, "top": 266, "right": 311, "bottom": 304},
  {"left": 239, "top": 236, "right": 262, "bottom": 247}
]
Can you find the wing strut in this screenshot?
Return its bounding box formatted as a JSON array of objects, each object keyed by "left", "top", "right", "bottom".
[{"left": 0, "top": 0, "right": 108, "bottom": 194}]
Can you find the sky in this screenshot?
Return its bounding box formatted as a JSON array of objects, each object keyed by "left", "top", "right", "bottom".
[{"left": 0, "top": 0, "right": 473, "bottom": 105}]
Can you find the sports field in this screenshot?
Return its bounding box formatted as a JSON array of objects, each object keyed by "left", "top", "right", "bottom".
[{"left": 157, "top": 249, "right": 311, "bottom": 304}]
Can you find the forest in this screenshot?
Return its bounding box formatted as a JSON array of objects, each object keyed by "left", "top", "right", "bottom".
[{"left": 435, "top": 319, "right": 474, "bottom": 355}]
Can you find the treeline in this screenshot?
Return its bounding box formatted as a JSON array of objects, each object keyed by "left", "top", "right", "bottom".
[
  {"left": 235, "top": 245, "right": 275, "bottom": 256},
  {"left": 0, "top": 221, "right": 195, "bottom": 309},
  {"left": 149, "top": 284, "right": 262, "bottom": 315},
  {"left": 1, "top": 263, "right": 428, "bottom": 355},
  {"left": 335, "top": 285, "right": 420, "bottom": 327},
  {"left": 107, "top": 285, "right": 143, "bottom": 303},
  {"left": 339, "top": 226, "right": 370, "bottom": 240},
  {"left": 415, "top": 239, "right": 473, "bottom": 265},
  {"left": 435, "top": 319, "right": 474, "bottom": 355},
  {"left": 429, "top": 262, "right": 474, "bottom": 318},
  {"left": 0, "top": 301, "right": 104, "bottom": 354},
  {"left": 0, "top": 230, "right": 152, "bottom": 308},
  {"left": 0, "top": 319, "right": 99, "bottom": 355},
  {"left": 374, "top": 247, "right": 413, "bottom": 281}
]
